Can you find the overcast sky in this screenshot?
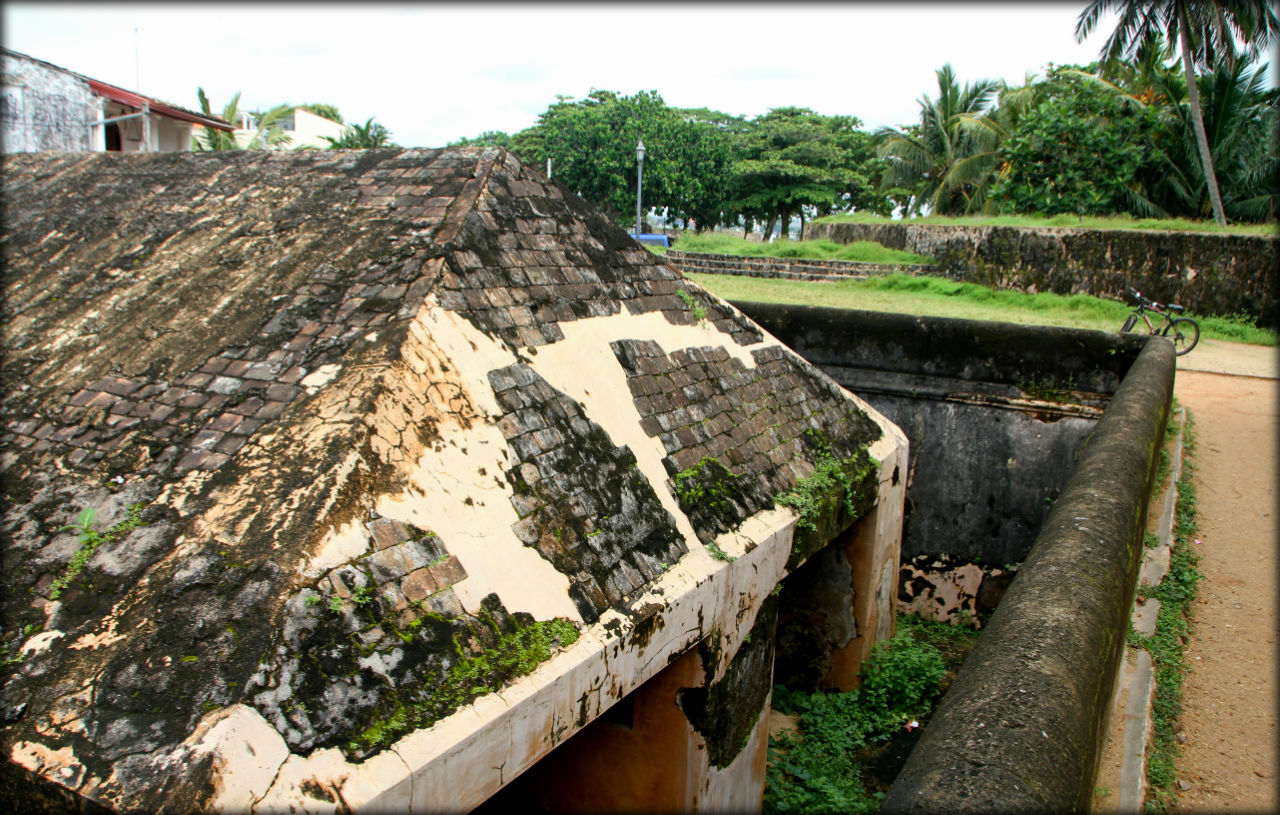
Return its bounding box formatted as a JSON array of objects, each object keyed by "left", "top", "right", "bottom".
[{"left": 5, "top": 2, "right": 1127, "bottom": 147}]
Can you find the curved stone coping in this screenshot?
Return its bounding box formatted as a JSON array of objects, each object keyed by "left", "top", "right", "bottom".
[{"left": 881, "top": 336, "right": 1176, "bottom": 814}]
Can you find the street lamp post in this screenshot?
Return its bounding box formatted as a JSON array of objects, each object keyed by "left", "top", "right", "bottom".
[{"left": 635, "top": 139, "right": 646, "bottom": 240}]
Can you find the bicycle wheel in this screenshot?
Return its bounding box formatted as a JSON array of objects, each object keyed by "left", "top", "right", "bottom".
[
  {"left": 1162, "top": 318, "right": 1200, "bottom": 355},
  {"left": 1121, "top": 313, "right": 1138, "bottom": 333}
]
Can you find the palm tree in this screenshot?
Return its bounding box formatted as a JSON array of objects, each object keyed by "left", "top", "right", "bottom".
[
  {"left": 321, "top": 117, "right": 396, "bottom": 149},
  {"left": 875, "top": 64, "right": 1002, "bottom": 216},
  {"left": 192, "top": 88, "right": 292, "bottom": 150},
  {"left": 1075, "top": 0, "right": 1278, "bottom": 225},
  {"left": 1155, "top": 60, "right": 1277, "bottom": 221}
]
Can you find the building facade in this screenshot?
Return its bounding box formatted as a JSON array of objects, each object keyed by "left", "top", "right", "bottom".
[{"left": 1, "top": 48, "right": 231, "bottom": 153}]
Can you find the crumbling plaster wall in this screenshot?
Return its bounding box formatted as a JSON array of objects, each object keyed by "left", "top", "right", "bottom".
[
  {"left": 1, "top": 50, "right": 97, "bottom": 153},
  {"left": 1, "top": 148, "right": 907, "bottom": 813}
]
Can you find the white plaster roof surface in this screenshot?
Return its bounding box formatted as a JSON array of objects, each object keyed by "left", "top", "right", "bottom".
[{"left": 0, "top": 147, "right": 897, "bottom": 811}]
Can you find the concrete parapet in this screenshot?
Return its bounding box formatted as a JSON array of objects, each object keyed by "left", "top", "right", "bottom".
[{"left": 880, "top": 336, "right": 1176, "bottom": 813}]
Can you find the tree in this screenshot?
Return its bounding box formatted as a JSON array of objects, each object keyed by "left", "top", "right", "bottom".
[
  {"left": 322, "top": 117, "right": 396, "bottom": 149},
  {"left": 1151, "top": 60, "right": 1278, "bottom": 221},
  {"left": 513, "top": 90, "right": 734, "bottom": 228},
  {"left": 448, "top": 130, "right": 512, "bottom": 148},
  {"left": 298, "top": 103, "right": 342, "bottom": 124},
  {"left": 727, "top": 107, "right": 885, "bottom": 238},
  {"left": 991, "top": 67, "right": 1171, "bottom": 216},
  {"left": 1076, "top": 0, "right": 1279, "bottom": 225},
  {"left": 875, "top": 64, "right": 1003, "bottom": 215},
  {"left": 192, "top": 88, "right": 292, "bottom": 150}
]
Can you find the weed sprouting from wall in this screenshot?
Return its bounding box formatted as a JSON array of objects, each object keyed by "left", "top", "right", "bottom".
[{"left": 49, "top": 503, "right": 148, "bottom": 601}]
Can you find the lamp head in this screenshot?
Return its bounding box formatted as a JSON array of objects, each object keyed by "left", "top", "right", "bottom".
[{"left": 636, "top": 140, "right": 646, "bottom": 162}]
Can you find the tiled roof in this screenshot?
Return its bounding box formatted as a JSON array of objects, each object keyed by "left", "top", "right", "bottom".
[{"left": 1, "top": 147, "right": 887, "bottom": 811}]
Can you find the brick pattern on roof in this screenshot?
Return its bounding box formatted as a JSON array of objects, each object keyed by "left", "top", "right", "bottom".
[
  {"left": 489, "top": 364, "right": 687, "bottom": 623},
  {"left": 2, "top": 251, "right": 441, "bottom": 478},
  {"left": 611, "top": 340, "right": 882, "bottom": 544},
  {"left": 0, "top": 148, "right": 890, "bottom": 803},
  {"left": 433, "top": 159, "right": 763, "bottom": 353}
]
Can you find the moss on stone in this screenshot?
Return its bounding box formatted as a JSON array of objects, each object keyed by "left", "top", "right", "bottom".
[
  {"left": 672, "top": 456, "right": 767, "bottom": 545},
  {"left": 777, "top": 431, "right": 878, "bottom": 570},
  {"left": 681, "top": 594, "right": 779, "bottom": 768},
  {"left": 344, "top": 595, "right": 581, "bottom": 757}
]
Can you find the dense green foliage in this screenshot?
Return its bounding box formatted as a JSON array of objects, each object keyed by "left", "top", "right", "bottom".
[
  {"left": 727, "top": 106, "right": 889, "bottom": 238},
  {"left": 507, "top": 90, "right": 737, "bottom": 227},
  {"left": 763, "top": 627, "right": 949, "bottom": 813},
  {"left": 991, "top": 68, "right": 1171, "bottom": 215},
  {"left": 875, "top": 64, "right": 1008, "bottom": 216},
  {"left": 1075, "top": 0, "right": 1278, "bottom": 225},
  {"left": 454, "top": 90, "right": 895, "bottom": 234}
]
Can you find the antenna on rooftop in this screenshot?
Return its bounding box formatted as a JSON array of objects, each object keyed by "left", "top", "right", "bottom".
[{"left": 133, "top": 27, "right": 140, "bottom": 89}]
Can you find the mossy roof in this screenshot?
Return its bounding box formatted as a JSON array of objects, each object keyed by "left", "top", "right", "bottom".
[{"left": 1, "top": 147, "right": 886, "bottom": 811}]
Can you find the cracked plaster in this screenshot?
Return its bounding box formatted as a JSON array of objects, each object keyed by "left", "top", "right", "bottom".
[{"left": 2, "top": 147, "right": 905, "bottom": 813}]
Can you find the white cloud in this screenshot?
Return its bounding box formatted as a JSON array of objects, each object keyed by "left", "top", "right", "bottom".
[{"left": 3, "top": 2, "right": 1123, "bottom": 148}]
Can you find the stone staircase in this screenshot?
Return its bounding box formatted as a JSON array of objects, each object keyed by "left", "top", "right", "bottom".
[{"left": 665, "top": 249, "right": 937, "bottom": 282}]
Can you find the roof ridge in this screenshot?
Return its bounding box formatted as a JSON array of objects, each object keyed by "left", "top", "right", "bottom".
[{"left": 434, "top": 147, "right": 506, "bottom": 244}]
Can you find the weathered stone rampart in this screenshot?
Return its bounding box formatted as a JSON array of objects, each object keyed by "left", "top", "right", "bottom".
[
  {"left": 1, "top": 148, "right": 908, "bottom": 813},
  {"left": 808, "top": 220, "right": 1278, "bottom": 327}
]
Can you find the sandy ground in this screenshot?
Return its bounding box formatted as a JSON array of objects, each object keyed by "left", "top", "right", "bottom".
[{"left": 1170, "top": 342, "right": 1278, "bottom": 813}]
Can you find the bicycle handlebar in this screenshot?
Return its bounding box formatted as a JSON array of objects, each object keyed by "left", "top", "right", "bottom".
[{"left": 1128, "top": 288, "right": 1190, "bottom": 315}]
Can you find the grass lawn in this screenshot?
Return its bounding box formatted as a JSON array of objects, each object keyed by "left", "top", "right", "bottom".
[
  {"left": 815, "top": 211, "right": 1277, "bottom": 236},
  {"left": 688, "top": 272, "right": 1277, "bottom": 347}
]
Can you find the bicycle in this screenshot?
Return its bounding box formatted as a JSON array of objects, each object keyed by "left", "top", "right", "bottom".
[{"left": 1121, "top": 288, "right": 1200, "bottom": 355}]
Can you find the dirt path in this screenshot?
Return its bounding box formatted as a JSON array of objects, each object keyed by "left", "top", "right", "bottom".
[{"left": 1170, "top": 343, "right": 1278, "bottom": 812}]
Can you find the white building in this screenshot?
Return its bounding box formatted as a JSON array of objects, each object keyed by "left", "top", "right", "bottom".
[
  {"left": 235, "top": 106, "right": 347, "bottom": 150},
  {"left": 1, "top": 47, "right": 233, "bottom": 153}
]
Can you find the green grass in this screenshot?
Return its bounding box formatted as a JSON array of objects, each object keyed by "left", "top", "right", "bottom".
[
  {"left": 688, "top": 272, "right": 1278, "bottom": 346},
  {"left": 1130, "top": 414, "right": 1201, "bottom": 813},
  {"left": 815, "top": 211, "right": 1277, "bottom": 236},
  {"left": 671, "top": 231, "right": 933, "bottom": 265}
]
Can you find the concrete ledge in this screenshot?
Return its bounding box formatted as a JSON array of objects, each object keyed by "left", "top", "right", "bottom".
[
  {"left": 731, "top": 301, "right": 1147, "bottom": 395},
  {"left": 881, "top": 337, "right": 1176, "bottom": 813}
]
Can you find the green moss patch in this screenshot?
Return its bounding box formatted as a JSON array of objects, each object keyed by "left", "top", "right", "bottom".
[
  {"left": 345, "top": 596, "right": 580, "bottom": 757},
  {"left": 764, "top": 619, "right": 960, "bottom": 814},
  {"left": 776, "top": 433, "right": 878, "bottom": 569}
]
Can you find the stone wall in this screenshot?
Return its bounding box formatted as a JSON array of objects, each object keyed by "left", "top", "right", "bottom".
[
  {"left": 882, "top": 338, "right": 1175, "bottom": 813},
  {"left": 808, "top": 221, "right": 1279, "bottom": 327},
  {"left": 737, "top": 302, "right": 1149, "bottom": 624},
  {"left": 666, "top": 249, "right": 935, "bottom": 281},
  {"left": 1, "top": 49, "right": 97, "bottom": 153}
]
